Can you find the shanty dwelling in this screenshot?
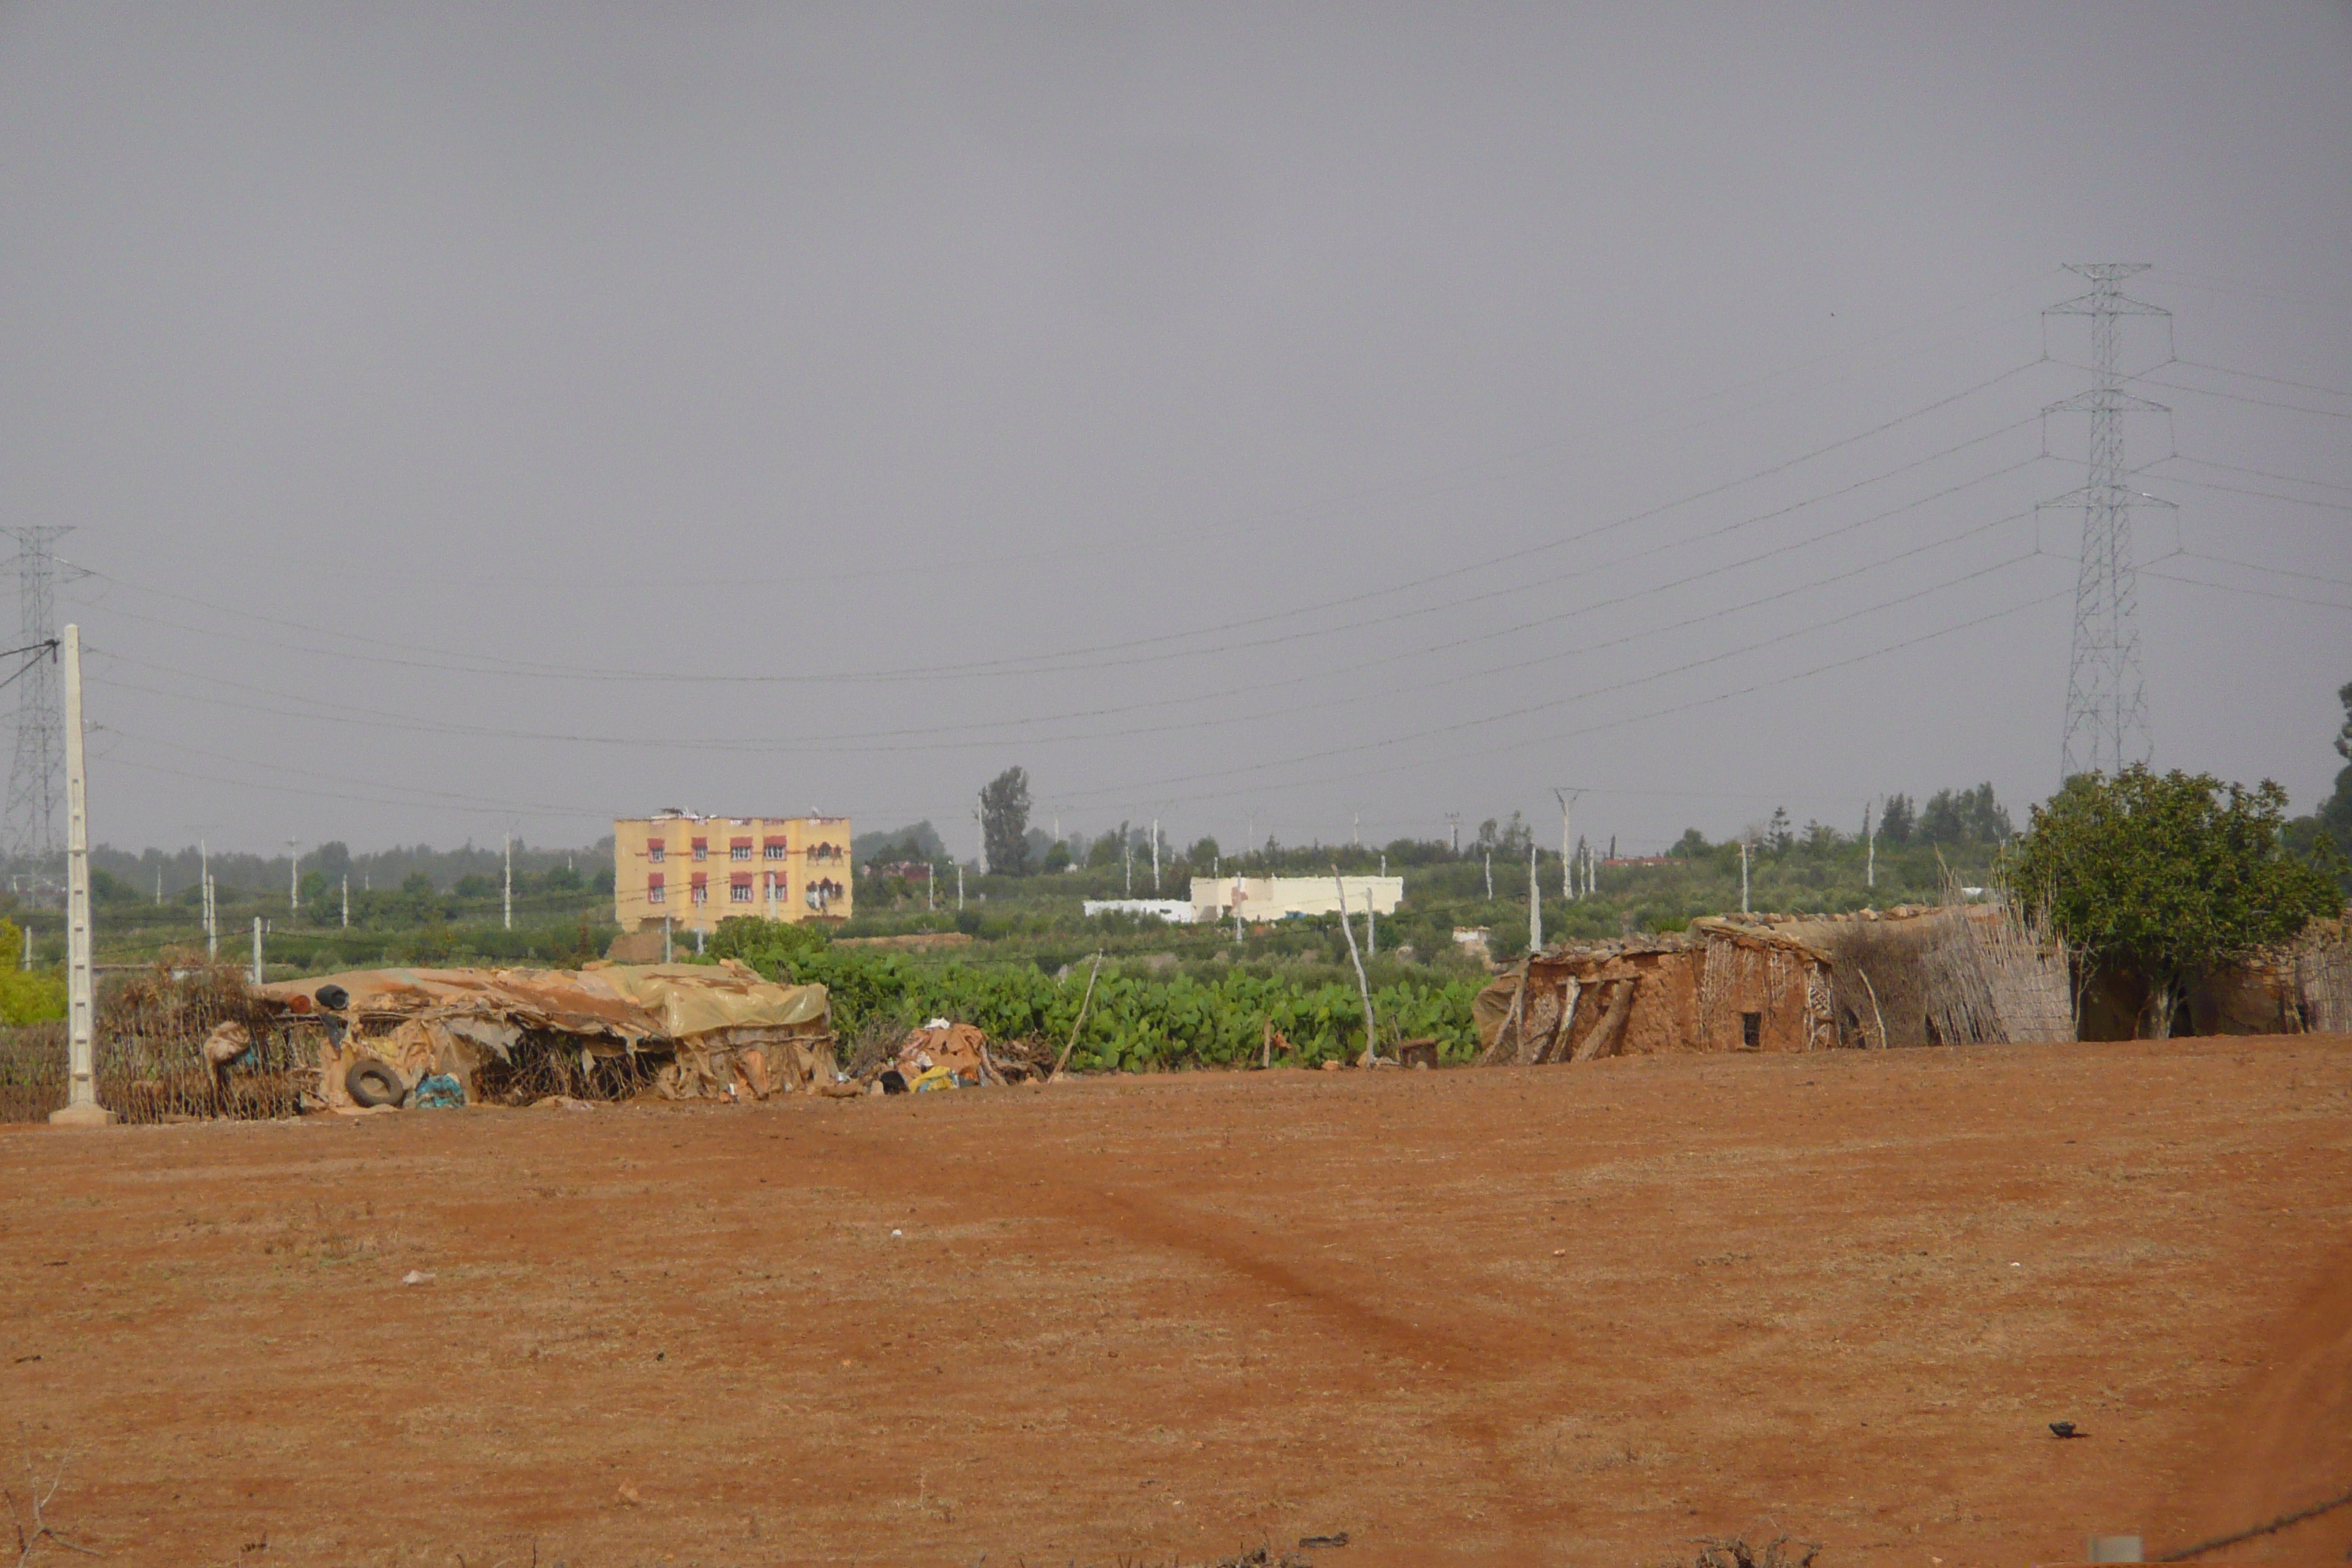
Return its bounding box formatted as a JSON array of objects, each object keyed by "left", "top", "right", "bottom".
[
  {"left": 249, "top": 961, "right": 838, "bottom": 1110},
  {"left": 1764, "top": 905, "right": 2076, "bottom": 1048},
  {"left": 1472, "top": 918, "right": 1833, "bottom": 1065},
  {"left": 2069, "top": 913, "right": 2351, "bottom": 1039}
]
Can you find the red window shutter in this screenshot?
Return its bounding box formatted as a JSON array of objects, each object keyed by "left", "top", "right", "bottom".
[
  {"left": 647, "top": 873, "right": 665, "bottom": 890},
  {"left": 690, "top": 872, "right": 707, "bottom": 888},
  {"left": 731, "top": 872, "right": 751, "bottom": 888}
]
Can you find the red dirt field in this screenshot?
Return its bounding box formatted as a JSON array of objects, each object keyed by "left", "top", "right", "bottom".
[{"left": 4, "top": 1037, "right": 2350, "bottom": 1568}]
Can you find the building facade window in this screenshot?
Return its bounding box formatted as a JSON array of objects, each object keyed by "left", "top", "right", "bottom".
[
  {"left": 648, "top": 840, "right": 665, "bottom": 862},
  {"left": 763, "top": 838, "right": 786, "bottom": 859},
  {"left": 730, "top": 838, "right": 753, "bottom": 861},
  {"left": 690, "top": 873, "right": 709, "bottom": 905},
  {"left": 691, "top": 837, "right": 709, "bottom": 862},
  {"left": 647, "top": 873, "right": 666, "bottom": 904},
  {"left": 730, "top": 874, "right": 753, "bottom": 903}
]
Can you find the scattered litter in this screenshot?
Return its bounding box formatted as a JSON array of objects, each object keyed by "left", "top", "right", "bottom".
[
  {"left": 530, "top": 1096, "right": 598, "bottom": 1112},
  {"left": 1299, "top": 1532, "right": 1351, "bottom": 1548},
  {"left": 400, "top": 1270, "right": 435, "bottom": 1286},
  {"left": 412, "top": 1073, "right": 466, "bottom": 1109},
  {"left": 616, "top": 1482, "right": 642, "bottom": 1507},
  {"left": 891, "top": 1229, "right": 904, "bottom": 1238},
  {"left": 2048, "top": 1420, "right": 2085, "bottom": 1439}
]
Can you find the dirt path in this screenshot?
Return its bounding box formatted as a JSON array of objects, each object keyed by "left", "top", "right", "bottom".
[{"left": 3, "top": 1036, "right": 2349, "bottom": 1567}]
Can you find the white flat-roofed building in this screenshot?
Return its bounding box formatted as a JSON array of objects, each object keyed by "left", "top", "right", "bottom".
[{"left": 1190, "top": 875, "right": 1403, "bottom": 923}]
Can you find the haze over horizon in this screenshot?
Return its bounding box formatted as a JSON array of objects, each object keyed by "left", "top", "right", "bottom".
[{"left": 4, "top": 4, "right": 2348, "bottom": 861}]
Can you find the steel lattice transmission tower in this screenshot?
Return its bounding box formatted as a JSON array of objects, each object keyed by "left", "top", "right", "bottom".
[
  {"left": 4, "top": 526, "right": 70, "bottom": 892},
  {"left": 2043, "top": 264, "right": 2172, "bottom": 780}
]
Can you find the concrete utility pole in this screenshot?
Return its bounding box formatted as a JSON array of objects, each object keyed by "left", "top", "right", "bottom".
[
  {"left": 1864, "top": 800, "right": 1878, "bottom": 892},
  {"left": 502, "top": 834, "right": 513, "bottom": 931},
  {"left": 1484, "top": 852, "right": 1493, "bottom": 901},
  {"left": 957, "top": 862, "right": 965, "bottom": 912},
  {"left": 1447, "top": 813, "right": 1460, "bottom": 856},
  {"left": 1739, "top": 841, "right": 1753, "bottom": 915},
  {"left": 1150, "top": 818, "right": 1160, "bottom": 893},
  {"left": 1553, "top": 788, "right": 1586, "bottom": 901},
  {"left": 342, "top": 874, "right": 350, "bottom": 928},
  {"left": 251, "top": 916, "right": 264, "bottom": 986},
  {"left": 1527, "top": 844, "right": 1542, "bottom": 955},
  {"left": 287, "top": 841, "right": 300, "bottom": 915},
  {"left": 20, "top": 922, "right": 30, "bottom": 971},
  {"left": 50, "top": 625, "right": 109, "bottom": 1126},
  {"left": 663, "top": 914, "right": 673, "bottom": 963}
]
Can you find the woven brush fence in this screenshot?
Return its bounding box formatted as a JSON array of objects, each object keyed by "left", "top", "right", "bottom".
[
  {"left": 2298, "top": 921, "right": 2352, "bottom": 1034},
  {"left": 0, "top": 965, "right": 305, "bottom": 1124}
]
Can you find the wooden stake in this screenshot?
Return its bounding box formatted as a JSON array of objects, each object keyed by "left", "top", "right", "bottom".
[
  {"left": 1333, "top": 868, "right": 1380, "bottom": 1065},
  {"left": 1050, "top": 951, "right": 1104, "bottom": 1080}
]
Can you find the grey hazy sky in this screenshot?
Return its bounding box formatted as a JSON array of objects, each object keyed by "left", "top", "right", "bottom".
[{"left": 4, "top": 2, "right": 2348, "bottom": 860}]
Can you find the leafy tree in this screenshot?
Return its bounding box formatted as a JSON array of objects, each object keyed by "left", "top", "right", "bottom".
[
  {"left": 1670, "top": 827, "right": 1709, "bottom": 859},
  {"left": 1766, "top": 806, "right": 1793, "bottom": 853},
  {"left": 1878, "top": 793, "right": 1915, "bottom": 845},
  {"left": 2005, "top": 765, "right": 2342, "bottom": 1036},
  {"left": 1186, "top": 836, "right": 1221, "bottom": 867},
  {"left": 2324, "top": 679, "right": 2352, "bottom": 848},
  {"left": 1921, "top": 783, "right": 2010, "bottom": 845},
  {"left": 979, "top": 766, "right": 1033, "bottom": 876},
  {"left": 401, "top": 871, "right": 435, "bottom": 897},
  {"left": 1041, "top": 840, "right": 1073, "bottom": 873}
]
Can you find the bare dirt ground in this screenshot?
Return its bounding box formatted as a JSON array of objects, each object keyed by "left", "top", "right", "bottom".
[{"left": 4, "top": 1036, "right": 2350, "bottom": 1568}]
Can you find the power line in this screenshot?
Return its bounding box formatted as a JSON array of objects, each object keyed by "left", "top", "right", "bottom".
[
  {"left": 1046, "top": 552, "right": 2050, "bottom": 811},
  {"left": 2170, "top": 358, "right": 2352, "bottom": 402},
  {"left": 1055, "top": 586, "right": 2073, "bottom": 815},
  {"left": 2136, "top": 376, "right": 2352, "bottom": 421},
  {"left": 62, "top": 359, "right": 2051, "bottom": 692},
  {"left": 2160, "top": 454, "right": 2352, "bottom": 496}
]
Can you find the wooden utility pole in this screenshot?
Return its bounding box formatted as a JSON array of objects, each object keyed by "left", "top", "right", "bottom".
[{"left": 50, "top": 625, "right": 110, "bottom": 1126}]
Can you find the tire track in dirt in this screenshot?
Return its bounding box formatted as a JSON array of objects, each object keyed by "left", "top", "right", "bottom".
[
  {"left": 2155, "top": 1237, "right": 2352, "bottom": 1561},
  {"left": 799, "top": 1096, "right": 1565, "bottom": 1553}
]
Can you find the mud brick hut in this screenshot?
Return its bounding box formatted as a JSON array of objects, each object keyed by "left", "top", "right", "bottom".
[
  {"left": 253, "top": 960, "right": 834, "bottom": 1109},
  {"left": 1473, "top": 917, "right": 1833, "bottom": 1064}
]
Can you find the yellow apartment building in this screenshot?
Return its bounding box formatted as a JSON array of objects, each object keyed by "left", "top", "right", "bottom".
[{"left": 612, "top": 812, "right": 853, "bottom": 935}]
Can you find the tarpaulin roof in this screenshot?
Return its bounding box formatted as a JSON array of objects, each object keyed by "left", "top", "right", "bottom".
[{"left": 257, "top": 960, "right": 826, "bottom": 1044}]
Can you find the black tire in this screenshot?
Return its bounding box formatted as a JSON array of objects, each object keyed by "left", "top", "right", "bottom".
[
  {"left": 878, "top": 1068, "right": 908, "bottom": 1095},
  {"left": 314, "top": 983, "right": 350, "bottom": 1011},
  {"left": 346, "top": 1059, "right": 407, "bottom": 1107}
]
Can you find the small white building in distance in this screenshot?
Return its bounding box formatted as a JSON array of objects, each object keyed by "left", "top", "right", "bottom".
[{"left": 1190, "top": 875, "right": 1403, "bottom": 923}]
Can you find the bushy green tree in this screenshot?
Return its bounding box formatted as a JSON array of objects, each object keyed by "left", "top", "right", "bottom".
[
  {"left": 1878, "top": 794, "right": 1915, "bottom": 845},
  {"left": 2005, "top": 765, "right": 2342, "bottom": 1036},
  {"left": 1921, "top": 783, "right": 2010, "bottom": 845}
]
